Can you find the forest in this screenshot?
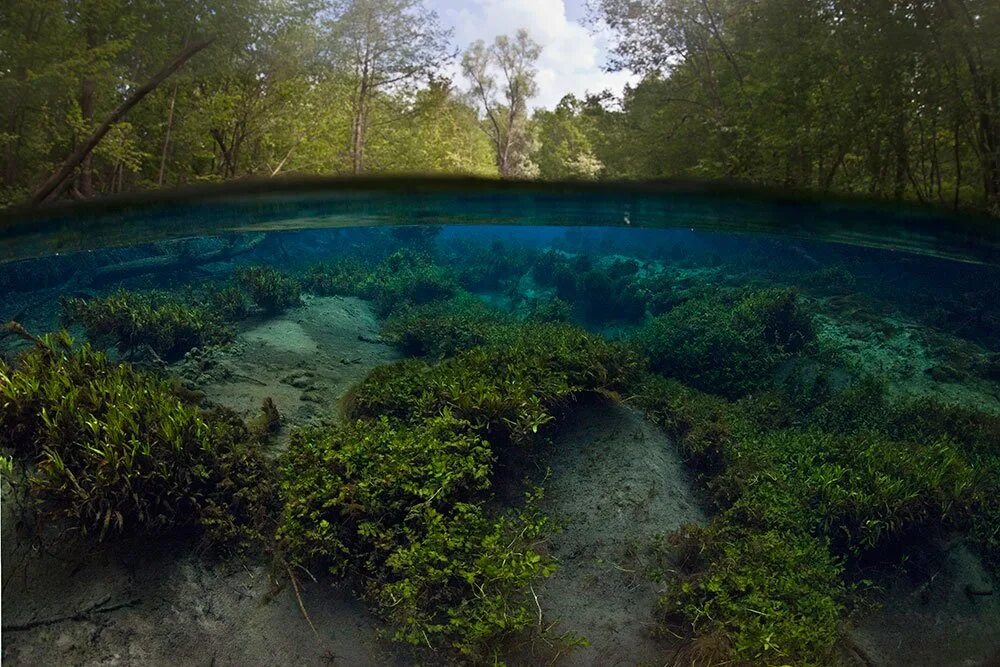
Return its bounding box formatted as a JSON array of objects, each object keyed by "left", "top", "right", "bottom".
[{"left": 2, "top": 0, "right": 1000, "bottom": 214}]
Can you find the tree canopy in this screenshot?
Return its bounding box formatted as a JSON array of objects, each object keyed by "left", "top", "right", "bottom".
[{"left": 2, "top": 0, "right": 999, "bottom": 214}]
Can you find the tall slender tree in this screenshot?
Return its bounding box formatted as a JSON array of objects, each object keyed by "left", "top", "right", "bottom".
[
  {"left": 462, "top": 30, "right": 542, "bottom": 178},
  {"left": 323, "top": 0, "right": 452, "bottom": 174}
]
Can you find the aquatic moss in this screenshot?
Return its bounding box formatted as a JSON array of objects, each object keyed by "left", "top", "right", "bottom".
[
  {"left": 0, "top": 331, "right": 274, "bottom": 547},
  {"left": 280, "top": 317, "right": 637, "bottom": 657},
  {"left": 61, "top": 289, "right": 233, "bottom": 361}
]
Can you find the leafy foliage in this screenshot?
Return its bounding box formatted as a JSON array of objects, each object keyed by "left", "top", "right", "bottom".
[
  {"left": 349, "top": 322, "right": 638, "bottom": 447},
  {"left": 278, "top": 414, "right": 553, "bottom": 658},
  {"left": 364, "top": 251, "right": 459, "bottom": 316},
  {"left": 632, "top": 372, "right": 983, "bottom": 663},
  {"left": 382, "top": 295, "right": 507, "bottom": 358},
  {"left": 302, "top": 257, "right": 371, "bottom": 297},
  {"left": 660, "top": 525, "right": 843, "bottom": 666}
]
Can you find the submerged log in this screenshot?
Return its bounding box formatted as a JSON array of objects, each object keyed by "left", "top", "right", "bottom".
[{"left": 85, "top": 234, "right": 264, "bottom": 287}]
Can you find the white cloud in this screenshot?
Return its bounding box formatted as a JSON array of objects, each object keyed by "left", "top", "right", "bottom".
[{"left": 438, "top": 0, "right": 637, "bottom": 110}]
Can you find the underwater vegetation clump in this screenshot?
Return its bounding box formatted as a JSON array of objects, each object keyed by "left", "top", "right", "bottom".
[
  {"left": 380, "top": 294, "right": 508, "bottom": 358},
  {"left": 302, "top": 251, "right": 458, "bottom": 316},
  {"left": 637, "top": 286, "right": 815, "bottom": 398},
  {"left": 346, "top": 323, "right": 637, "bottom": 447},
  {"left": 278, "top": 415, "right": 554, "bottom": 659},
  {"left": 61, "top": 289, "right": 233, "bottom": 361},
  {"left": 0, "top": 330, "right": 275, "bottom": 547},
  {"left": 278, "top": 317, "right": 635, "bottom": 659},
  {"left": 532, "top": 250, "right": 647, "bottom": 324},
  {"left": 232, "top": 265, "right": 303, "bottom": 315},
  {"left": 632, "top": 371, "right": 992, "bottom": 665},
  {"left": 57, "top": 264, "right": 307, "bottom": 360}
]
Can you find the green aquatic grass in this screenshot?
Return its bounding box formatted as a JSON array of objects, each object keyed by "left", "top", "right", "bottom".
[
  {"left": 636, "top": 287, "right": 815, "bottom": 398},
  {"left": 348, "top": 321, "right": 637, "bottom": 447},
  {"left": 0, "top": 331, "right": 274, "bottom": 547},
  {"left": 233, "top": 265, "right": 302, "bottom": 315},
  {"left": 277, "top": 415, "right": 554, "bottom": 659},
  {"left": 61, "top": 289, "right": 233, "bottom": 360},
  {"left": 633, "top": 371, "right": 989, "bottom": 665},
  {"left": 301, "top": 251, "right": 458, "bottom": 316},
  {"left": 278, "top": 306, "right": 636, "bottom": 659}
]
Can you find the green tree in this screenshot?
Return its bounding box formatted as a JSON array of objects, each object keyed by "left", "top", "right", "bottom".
[
  {"left": 533, "top": 95, "right": 603, "bottom": 179},
  {"left": 322, "top": 0, "right": 453, "bottom": 174},
  {"left": 462, "top": 29, "right": 542, "bottom": 178}
]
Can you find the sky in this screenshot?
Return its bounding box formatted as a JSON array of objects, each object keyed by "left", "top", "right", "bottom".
[{"left": 430, "top": 0, "right": 638, "bottom": 110}]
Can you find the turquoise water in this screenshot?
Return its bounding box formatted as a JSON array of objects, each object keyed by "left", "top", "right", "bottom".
[{"left": 2, "top": 180, "right": 999, "bottom": 665}]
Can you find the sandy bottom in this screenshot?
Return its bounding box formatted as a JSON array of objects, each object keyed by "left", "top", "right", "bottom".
[
  {"left": 1, "top": 511, "right": 399, "bottom": 666},
  {"left": 532, "top": 398, "right": 706, "bottom": 665},
  {"left": 177, "top": 295, "right": 400, "bottom": 438},
  {"left": 848, "top": 539, "right": 1000, "bottom": 666}
]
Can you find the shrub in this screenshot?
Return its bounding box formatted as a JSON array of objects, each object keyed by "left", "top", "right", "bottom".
[
  {"left": 0, "top": 331, "right": 274, "bottom": 547},
  {"left": 233, "top": 265, "right": 302, "bottom": 315},
  {"left": 61, "top": 290, "right": 233, "bottom": 361}
]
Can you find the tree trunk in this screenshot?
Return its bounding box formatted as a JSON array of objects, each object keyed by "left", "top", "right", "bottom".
[
  {"left": 30, "top": 37, "right": 215, "bottom": 206},
  {"left": 351, "top": 77, "right": 369, "bottom": 174},
  {"left": 80, "top": 75, "right": 95, "bottom": 197},
  {"left": 157, "top": 82, "right": 179, "bottom": 186}
]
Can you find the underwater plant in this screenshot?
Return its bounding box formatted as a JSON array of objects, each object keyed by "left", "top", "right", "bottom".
[
  {"left": 364, "top": 250, "right": 459, "bottom": 316},
  {"left": 637, "top": 287, "right": 815, "bottom": 398},
  {"left": 349, "top": 322, "right": 637, "bottom": 447},
  {"left": 380, "top": 293, "right": 508, "bottom": 358},
  {"left": 277, "top": 415, "right": 554, "bottom": 659},
  {"left": 0, "top": 331, "right": 275, "bottom": 547},
  {"left": 441, "top": 239, "right": 537, "bottom": 291},
  {"left": 659, "top": 524, "right": 844, "bottom": 666},
  {"left": 301, "top": 257, "right": 370, "bottom": 297},
  {"left": 233, "top": 265, "right": 302, "bottom": 315},
  {"left": 61, "top": 289, "right": 233, "bottom": 361},
  {"left": 631, "top": 371, "right": 986, "bottom": 664},
  {"left": 523, "top": 295, "right": 574, "bottom": 323}
]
